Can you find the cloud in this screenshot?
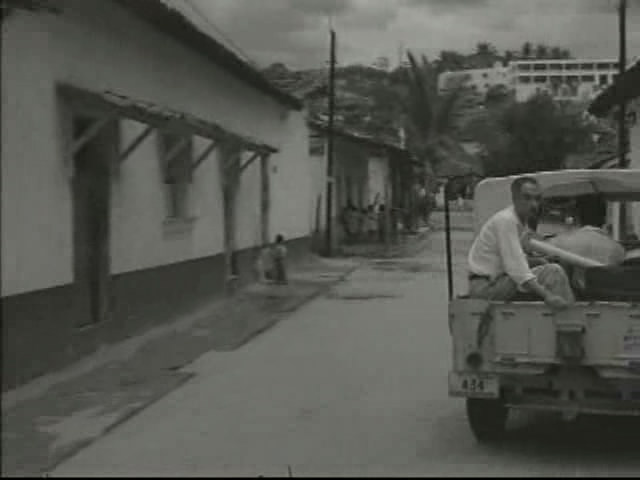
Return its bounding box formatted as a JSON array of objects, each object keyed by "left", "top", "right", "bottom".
[
  {"left": 188, "top": 0, "right": 640, "bottom": 69},
  {"left": 402, "top": 0, "right": 490, "bottom": 12}
]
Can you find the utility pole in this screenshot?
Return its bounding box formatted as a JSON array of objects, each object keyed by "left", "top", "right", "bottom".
[
  {"left": 618, "top": 0, "right": 628, "bottom": 239},
  {"left": 618, "top": 0, "right": 627, "bottom": 168},
  {"left": 324, "top": 28, "right": 337, "bottom": 256}
]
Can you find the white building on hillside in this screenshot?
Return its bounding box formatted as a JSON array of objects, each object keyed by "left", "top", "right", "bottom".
[
  {"left": 438, "top": 62, "right": 513, "bottom": 96},
  {"left": 511, "top": 59, "right": 619, "bottom": 102},
  {"left": 372, "top": 56, "right": 391, "bottom": 72},
  {"left": 438, "top": 58, "right": 622, "bottom": 104}
]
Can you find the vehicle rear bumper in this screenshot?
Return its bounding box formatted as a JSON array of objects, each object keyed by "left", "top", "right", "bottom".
[
  {"left": 503, "top": 398, "right": 640, "bottom": 416},
  {"left": 449, "top": 369, "right": 640, "bottom": 416}
]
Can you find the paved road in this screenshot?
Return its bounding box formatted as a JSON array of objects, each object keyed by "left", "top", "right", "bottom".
[{"left": 53, "top": 231, "right": 640, "bottom": 477}]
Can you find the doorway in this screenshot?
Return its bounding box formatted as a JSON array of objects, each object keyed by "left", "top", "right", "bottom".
[{"left": 72, "top": 114, "right": 117, "bottom": 327}]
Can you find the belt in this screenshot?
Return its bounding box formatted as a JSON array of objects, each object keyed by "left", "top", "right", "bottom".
[{"left": 469, "top": 273, "right": 490, "bottom": 281}]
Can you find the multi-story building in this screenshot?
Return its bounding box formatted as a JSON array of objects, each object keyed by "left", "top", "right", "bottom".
[
  {"left": 371, "top": 56, "right": 391, "bottom": 72},
  {"left": 510, "top": 59, "right": 619, "bottom": 102},
  {"left": 437, "top": 58, "right": 623, "bottom": 104}
]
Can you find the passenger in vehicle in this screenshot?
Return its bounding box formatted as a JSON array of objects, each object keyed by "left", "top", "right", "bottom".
[
  {"left": 467, "top": 176, "right": 574, "bottom": 308},
  {"left": 524, "top": 206, "right": 548, "bottom": 268},
  {"left": 548, "top": 194, "right": 625, "bottom": 290}
]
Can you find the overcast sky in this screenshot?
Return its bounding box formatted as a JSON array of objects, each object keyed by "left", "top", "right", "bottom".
[{"left": 188, "top": 0, "right": 640, "bottom": 69}]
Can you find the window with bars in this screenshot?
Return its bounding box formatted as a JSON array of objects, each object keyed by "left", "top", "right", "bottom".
[
  {"left": 159, "top": 132, "right": 193, "bottom": 220},
  {"left": 309, "top": 130, "right": 326, "bottom": 156}
]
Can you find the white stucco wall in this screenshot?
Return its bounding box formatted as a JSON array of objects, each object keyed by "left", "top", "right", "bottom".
[
  {"left": 269, "top": 112, "right": 313, "bottom": 243},
  {"left": 110, "top": 123, "right": 226, "bottom": 275},
  {"left": 309, "top": 149, "right": 328, "bottom": 236},
  {"left": 1, "top": 1, "right": 312, "bottom": 296},
  {"left": 367, "top": 156, "right": 390, "bottom": 206}
]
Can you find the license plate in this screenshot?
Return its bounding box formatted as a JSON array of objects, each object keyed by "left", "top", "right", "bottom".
[{"left": 449, "top": 372, "right": 499, "bottom": 399}]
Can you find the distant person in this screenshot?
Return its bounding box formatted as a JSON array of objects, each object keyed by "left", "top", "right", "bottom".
[
  {"left": 341, "top": 204, "right": 356, "bottom": 243},
  {"left": 347, "top": 204, "right": 360, "bottom": 243},
  {"left": 377, "top": 204, "right": 386, "bottom": 242},
  {"left": 467, "top": 176, "right": 574, "bottom": 308},
  {"left": 366, "top": 204, "right": 377, "bottom": 241},
  {"left": 358, "top": 207, "right": 367, "bottom": 242},
  {"left": 525, "top": 206, "right": 548, "bottom": 268},
  {"left": 271, "top": 234, "right": 288, "bottom": 285},
  {"left": 548, "top": 194, "right": 625, "bottom": 290},
  {"left": 255, "top": 244, "right": 273, "bottom": 283}
]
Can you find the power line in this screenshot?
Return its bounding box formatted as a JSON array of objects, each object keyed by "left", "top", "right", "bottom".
[{"left": 183, "top": 0, "right": 258, "bottom": 66}]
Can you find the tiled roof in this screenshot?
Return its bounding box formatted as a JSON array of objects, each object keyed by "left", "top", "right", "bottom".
[
  {"left": 308, "top": 118, "right": 411, "bottom": 159},
  {"left": 262, "top": 65, "right": 327, "bottom": 99}
]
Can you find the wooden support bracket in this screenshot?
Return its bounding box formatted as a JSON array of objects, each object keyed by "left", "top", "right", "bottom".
[
  {"left": 163, "top": 136, "right": 190, "bottom": 165},
  {"left": 239, "top": 151, "right": 261, "bottom": 174},
  {"left": 191, "top": 139, "right": 218, "bottom": 173},
  {"left": 119, "top": 125, "right": 154, "bottom": 164},
  {"left": 69, "top": 112, "right": 118, "bottom": 156}
]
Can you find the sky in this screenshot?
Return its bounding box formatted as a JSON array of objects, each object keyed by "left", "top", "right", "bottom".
[{"left": 187, "top": 0, "right": 640, "bottom": 70}]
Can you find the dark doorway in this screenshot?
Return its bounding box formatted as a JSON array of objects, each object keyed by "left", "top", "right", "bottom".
[{"left": 72, "top": 115, "right": 117, "bottom": 327}]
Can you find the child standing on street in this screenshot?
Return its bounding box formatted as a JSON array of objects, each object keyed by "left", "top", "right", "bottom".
[{"left": 272, "top": 234, "right": 288, "bottom": 285}]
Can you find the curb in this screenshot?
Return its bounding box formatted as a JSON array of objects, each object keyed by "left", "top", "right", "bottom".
[
  {"left": 5, "top": 263, "right": 362, "bottom": 478},
  {"left": 41, "top": 372, "right": 195, "bottom": 476},
  {"left": 217, "top": 263, "right": 361, "bottom": 351}
]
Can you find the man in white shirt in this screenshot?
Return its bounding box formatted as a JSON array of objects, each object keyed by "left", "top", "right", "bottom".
[
  {"left": 468, "top": 176, "right": 574, "bottom": 308},
  {"left": 548, "top": 194, "right": 625, "bottom": 290}
]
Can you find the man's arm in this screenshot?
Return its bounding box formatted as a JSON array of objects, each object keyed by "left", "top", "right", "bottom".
[
  {"left": 496, "top": 220, "right": 567, "bottom": 308},
  {"left": 495, "top": 220, "right": 536, "bottom": 287}
]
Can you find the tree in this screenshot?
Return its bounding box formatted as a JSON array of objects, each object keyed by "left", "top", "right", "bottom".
[
  {"left": 484, "top": 84, "right": 513, "bottom": 108},
  {"left": 521, "top": 42, "right": 533, "bottom": 59},
  {"left": 436, "top": 50, "right": 467, "bottom": 73},
  {"left": 402, "top": 50, "right": 476, "bottom": 226},
  {"left": 471, "top": 93, "right": 597, "bottom": 177},
  {"left": 550, "top": 46, "right": 563, "bottom": 59},
  {"left": 476, "top": 42, "right": 497, "bottom": 56},
  {"left": 535, "top": 43, "right": 549, "bottom": 59},
  {"left": 503, "top": 50, "right": 514, "bottom": 65}
]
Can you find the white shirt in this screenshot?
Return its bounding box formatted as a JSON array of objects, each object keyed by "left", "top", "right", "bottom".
[{"left": 468, "top": 206, "right": 535, "bottom": 287}]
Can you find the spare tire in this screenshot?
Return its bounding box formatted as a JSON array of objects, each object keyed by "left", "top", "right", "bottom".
[{"left": 583, "top": 265, "right": 640, "bottom": 301}]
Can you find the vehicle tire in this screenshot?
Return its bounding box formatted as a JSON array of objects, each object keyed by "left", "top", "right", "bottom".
[{"left": 466, "top": 398, "right": 508, "bottom": 443}]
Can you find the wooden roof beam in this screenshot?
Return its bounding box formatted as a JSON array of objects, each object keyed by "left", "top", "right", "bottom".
[
  {"left": 190, "top": 139, "right": 219, "bottom": 174},
  {"left": 57, "top": 84, "right": 278, "bottom": 155}
]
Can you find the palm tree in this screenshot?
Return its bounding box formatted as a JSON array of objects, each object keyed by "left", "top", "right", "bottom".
[
  {"left": 437, "top": 50, "right": 466, "bottom": 73},
  {"left": 476, "top": 42, "right": 492, "bottom": 56},
  {"left": 535, "top": 44, "right": 549, "bottom": 59},
  {"left": 503, "top": 50, "right": 515, "bottom": 65},
  {"left": 402, "top": 50, "right": 479, "bottom": 226},
  {"left": 521, "top": 42, "right": 533, "bottom": 59},
  {"left": 550, "top": 46, "right": 563, "bottom": 59}
]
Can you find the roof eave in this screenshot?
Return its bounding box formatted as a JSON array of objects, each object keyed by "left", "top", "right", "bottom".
[
  {"left": 588, "top": 61, "right": 640, "bottom": 117},
  {"left": 111, "top": 0, "right": 303, "bottom": 111},
  {"left": 308, "top": 120, "right": 410, "bottom": 158}
]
